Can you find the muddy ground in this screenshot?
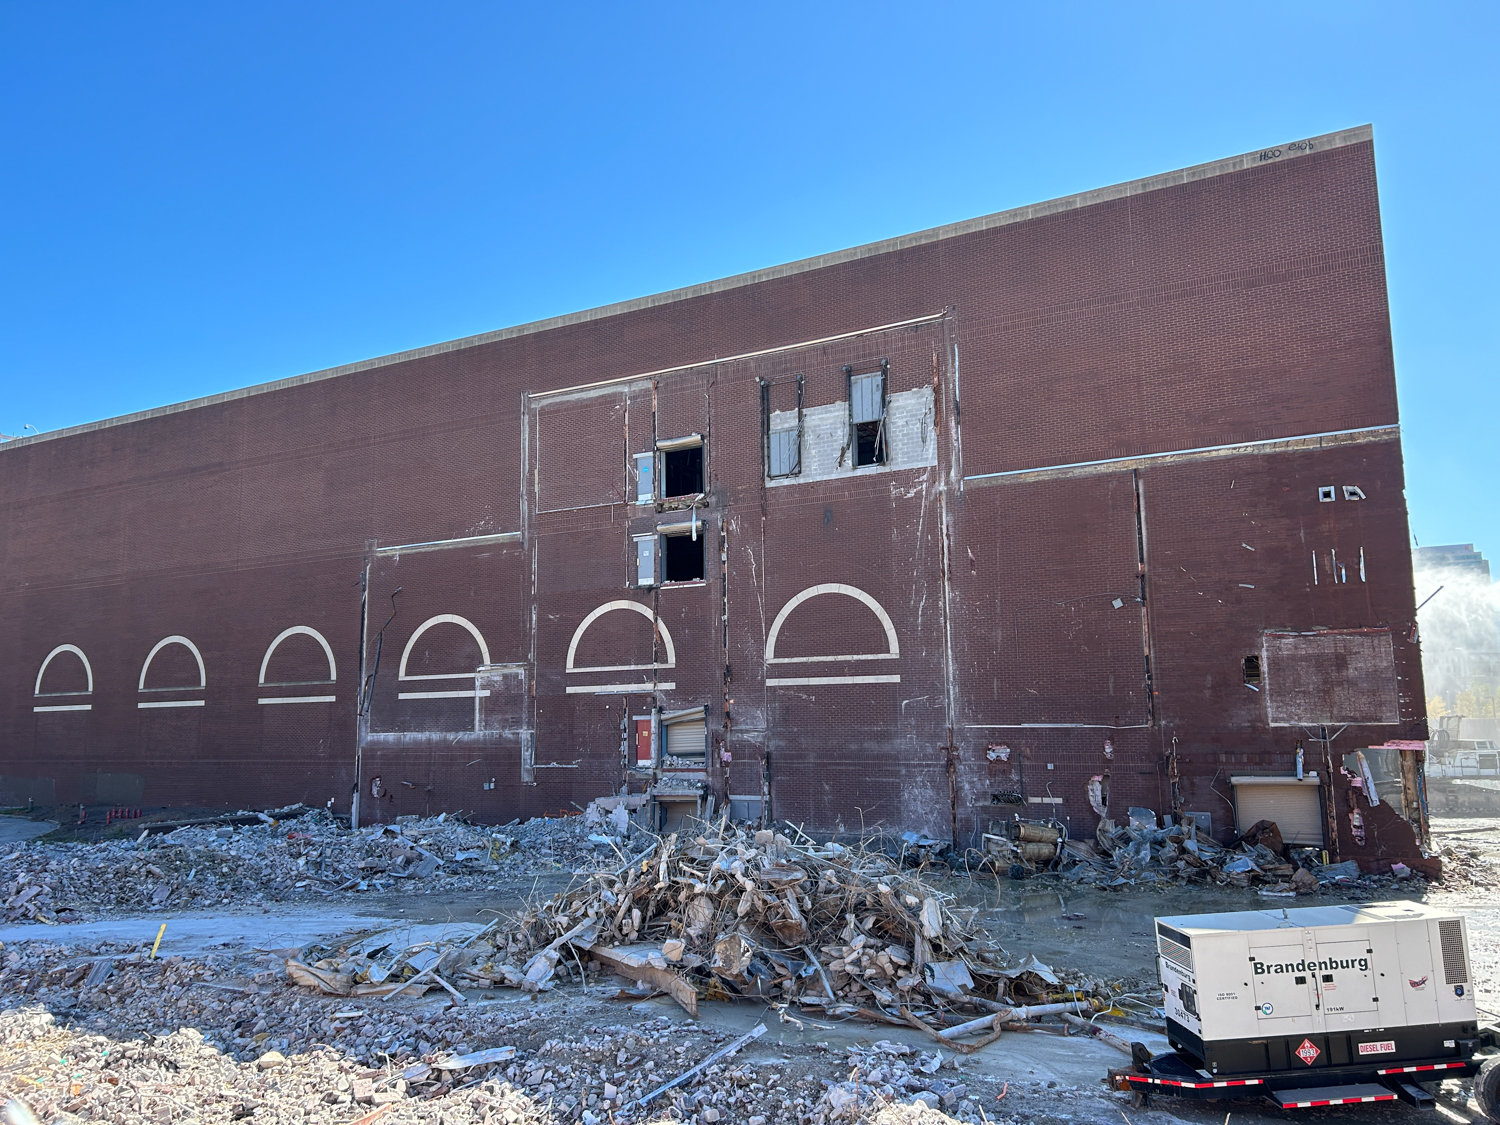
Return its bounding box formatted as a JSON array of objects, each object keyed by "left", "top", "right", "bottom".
[{"left": 0, "top": 815, "right": 1495, "bottom": 1125}]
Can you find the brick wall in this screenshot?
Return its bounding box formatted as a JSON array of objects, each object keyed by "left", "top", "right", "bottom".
[{"left": 0, "top": 130, "right": 1428, "bottom": 866}]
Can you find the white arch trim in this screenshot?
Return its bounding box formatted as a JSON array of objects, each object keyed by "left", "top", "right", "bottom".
[
  {"left": 398, "top": 614, "right": 492, "bottom": 681},
  {"left": 765, "top": 583, "right": 900, "bottom": 664},
  {"left": 139, "top": 635, "right": 207, "bottom": 691},
  {"left": 565, "top": 600, "right": 678, "bottom": 673},
  {"left": 35, "top": 644, "right": 94, "bottom": 696},
  {"left": 259, "top": 625, "right": 338, "bottom": 685}
]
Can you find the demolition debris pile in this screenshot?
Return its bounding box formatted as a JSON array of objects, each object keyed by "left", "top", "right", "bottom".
[
  {"left": 0, "top": 948, "right": 999, "bottom": 1125},
  {"left": 984, "top": 812, "right": 1425, "bottom": 893},
  {"left": 1, "top": 808, "right": 612, "bottom": 924},
  {"left": 414, "top": 822, "right": 1125, "bottom": 1032},
  {"left": 0, "top": 1005, "right": 552, "bottom": 1125}
]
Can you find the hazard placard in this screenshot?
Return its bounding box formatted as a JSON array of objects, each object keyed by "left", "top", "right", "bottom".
[{"left": 1295, "top": 1038, "right": 1322, "bottom": 1065}]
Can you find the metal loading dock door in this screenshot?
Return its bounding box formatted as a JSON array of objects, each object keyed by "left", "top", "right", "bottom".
[
  {"left": 1231, "top": 774, "right": 1324, "bottom": 845},
  {"left": 662, "top": 707, "right": 707, "bottom": 763}
]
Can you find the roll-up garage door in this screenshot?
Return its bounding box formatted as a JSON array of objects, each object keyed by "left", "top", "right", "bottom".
[
  {"left": 662, "top": 707, "right": 706, "bottom": 763},
  {"left": 1231, "top": 775, "right": 1324, "bottom": 845}
]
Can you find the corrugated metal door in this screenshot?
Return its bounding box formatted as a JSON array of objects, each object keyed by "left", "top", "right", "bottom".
[
  {"left": 665, "top": 718, "right": 706, "bottom": 761},
  {"left": 1233, "top": 780, "right": 1324, "bottom": 845}
]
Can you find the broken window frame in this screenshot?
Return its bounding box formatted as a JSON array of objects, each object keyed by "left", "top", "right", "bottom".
[
  {"left": 657, "top": 518, "right": 706, "bottom": 585},
  {"left": 845, "top": 360, "right": 889, "bottom": 468},
  {"left": 1242, "top": 654, "right": 1262, "bottom": 690},
  {"left": 657, "top": 433, "right": 705, "bottom": 500},
  {"left": 760, "top": 375, "right": 803, "bottom": 479}
]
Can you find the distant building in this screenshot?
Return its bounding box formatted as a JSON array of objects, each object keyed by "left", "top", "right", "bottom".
[
  {"left": 1414, "top": 545, "right": 1500, "bottom": 704},
  {"left": 1416, "top": 544, "right": 1492, "bottom": 582}
]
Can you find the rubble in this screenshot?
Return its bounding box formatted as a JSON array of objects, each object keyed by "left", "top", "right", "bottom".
[
  {"left": 811, "top": 1040, "right": 978, "bottom": 1123},
  {"left": 0, "top": 808, "right": 616, "bottom": 923},
  {"left": 0, "top": 954, "right": 1004, "bottom": 1125},
  {"left": 0, "top": 1006, "right": 555, "bottom": 1125},
  {"left": 979, "top": 811, "right": 1430, "bottom": 894},
  {"left": 323, "top": 819, "right": 1126, "bottom": 1051}
]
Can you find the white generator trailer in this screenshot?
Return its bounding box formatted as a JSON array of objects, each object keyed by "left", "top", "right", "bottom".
[{"left": 1114, "top": 901, "right": 1500, "bottom": 1115}]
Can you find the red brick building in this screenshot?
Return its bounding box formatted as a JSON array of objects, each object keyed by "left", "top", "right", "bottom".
[{"left": 0, "top": 124, "right": 1430, "bottom": 867}]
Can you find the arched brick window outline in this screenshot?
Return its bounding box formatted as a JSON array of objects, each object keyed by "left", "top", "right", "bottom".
[
  {"left": 563, "top": 600, "right": 678, "bottom": 695},
  {"left": 258, "top": 625, "right": 338, "bottom": 706},
  {"left": 34, "top": 644, "right": 94, "bottom": 713},
  {"left": 764, "top": 583, "right": 901, "bottom": 687},
  {"left": 397, "top": 614, "right": 491, "bottom": 700},
  {"left": 138, "top": 635, "right": 207, "bottom": 709}
]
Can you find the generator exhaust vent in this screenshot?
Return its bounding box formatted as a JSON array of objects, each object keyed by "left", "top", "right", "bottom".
[{"left": 1439, "top": 919, "right": 1469, "bottom": 985}]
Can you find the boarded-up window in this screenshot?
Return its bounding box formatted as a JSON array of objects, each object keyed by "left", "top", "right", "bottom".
[
  {"left": 1262, "top": 630, "right": 1399, "bottom": 726},
  {"left": 848, "top": 368, "right": 887, "bottom": 467},
  {"left": 477, "top": 664, "right": 527, "bottom": 734},
  {"left": 535, "top": 392, "right": 625, "bottom": 512},
  {"left": 767, "top": 426, "right": 800, "bottom": 477},
  {"left": 762, "top": 375, "right": 803, "bottom": 479},
  {"left": 850, "top": 372, "right": 885, "bottom": 424}
]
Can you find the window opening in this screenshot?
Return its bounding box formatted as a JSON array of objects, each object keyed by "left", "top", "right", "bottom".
[
  {"left": 633, "top": 452, "right": 654, "bottom": 504},
  {"left": 1317, "top": 486, "right": 1336, "bottom": 503},
  {"left": 846, "top": 361, "right": 888, "bottom": 467},
  {"left": 633, "top": 535, "right": 657, "bottom": 587},
  {"left": 1343, "top": 485, "right": 1366, "bottom": 501},
  {"left": 657, "top": 435, "right": 704, "bottom": 498},
  {"left": 761, "top": 375, "right": 803, "bottom": 479},
  {"left": 1243, "top": 654, "right": 1262, "bottom": 690},
  {"left": 662, "top": 528, "right": 705, "bottom": 583}
]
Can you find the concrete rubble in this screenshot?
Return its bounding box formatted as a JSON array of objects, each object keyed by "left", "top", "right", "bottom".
[
  {"left": 0, "top": 810, "right": 1156, "bottom": 1124},
  {"left": 2, "top": 809, "right": 1493, "bottom": 1123},
  {"left": 0, "top": 941, "right": 1035, "bottom": 1125},
  {"left": 1, "top": 808, "right": 611, "bottom": 924}
]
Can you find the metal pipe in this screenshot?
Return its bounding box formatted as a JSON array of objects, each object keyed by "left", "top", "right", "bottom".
[{"left": 936, "top": 1000, "right": 1090, "bottom": 1040}]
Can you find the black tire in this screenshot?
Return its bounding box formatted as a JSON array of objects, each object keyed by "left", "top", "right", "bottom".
[{"left": 1476, "top": 1056, "right": 1500, "bottom": 1123}]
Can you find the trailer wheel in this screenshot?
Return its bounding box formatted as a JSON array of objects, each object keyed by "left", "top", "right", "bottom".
[
  {"left": 1129, "top": 1089, "right": 1149, "bottom": 1109},
  {"left": 1476, "top": 1056, "right": 1500, "bottom": 1123}
]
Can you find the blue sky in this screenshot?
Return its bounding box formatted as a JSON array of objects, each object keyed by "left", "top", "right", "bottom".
[{"left": 2, "top": 3, "right": 1495, "bottom": 569}]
